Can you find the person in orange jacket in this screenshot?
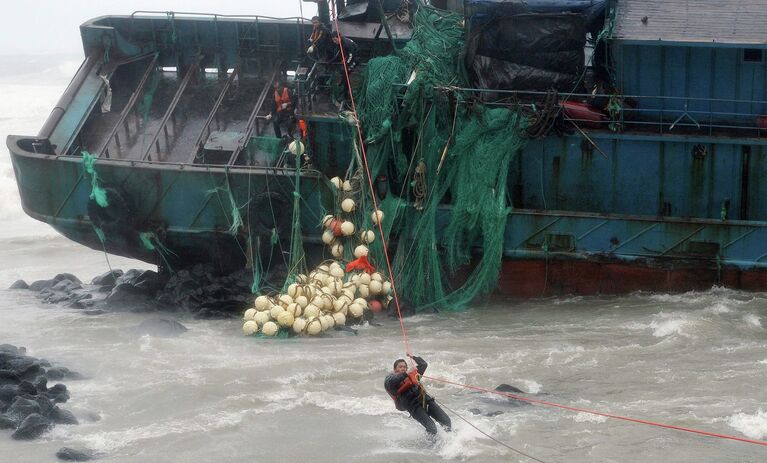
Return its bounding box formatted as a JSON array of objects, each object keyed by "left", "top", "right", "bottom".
[
  {"left": 266, "top": 80, "right": 295, "bottom": 138},
  {"left": 384, "top": 356, "right": 452, "bottom": 435}
]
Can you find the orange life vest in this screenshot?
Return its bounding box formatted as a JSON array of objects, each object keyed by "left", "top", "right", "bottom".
[
  {"left": 274, "top": 87, "right": 292, "bottom": 112},
  {"left": 388, "top": 369, "right": 421, "bottom": 404}
]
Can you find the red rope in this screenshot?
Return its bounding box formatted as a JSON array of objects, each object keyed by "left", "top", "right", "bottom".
[
  {"left": 327, "top": 2, "right": 766, "bottom": 450},
  {"left": 424, "top": 375, "right": 767, "bottom": 447},
  {"left": 329, "top": 0, "right": 411, "bottom": 356}
]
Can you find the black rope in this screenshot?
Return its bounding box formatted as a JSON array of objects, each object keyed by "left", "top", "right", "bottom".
[{"left": 434, "top": 399, "right": 549, "bottom": 463}]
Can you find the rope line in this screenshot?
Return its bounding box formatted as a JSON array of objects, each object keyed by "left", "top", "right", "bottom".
[
  {"left": 435, "top": 399, "right": 548, "bottom": 463},
  {"left": 424, "top": 375, "right": 767, "bottom": 448},
  {"left": 329, "top": 0, "right": 411, "bottom": 356}
]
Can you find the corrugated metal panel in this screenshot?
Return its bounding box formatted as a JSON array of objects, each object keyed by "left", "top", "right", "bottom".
[{"left": 613, "top": 0, "right": 767, "bottom": 45}]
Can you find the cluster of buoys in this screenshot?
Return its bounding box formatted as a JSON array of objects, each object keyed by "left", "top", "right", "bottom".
[{"left": 242, "top": 176, "right": 391, "bottom": 337}]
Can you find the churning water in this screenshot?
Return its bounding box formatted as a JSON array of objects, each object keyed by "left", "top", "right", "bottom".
[{"left": 1, "top": 56, "right": 766, "bottom": 463}]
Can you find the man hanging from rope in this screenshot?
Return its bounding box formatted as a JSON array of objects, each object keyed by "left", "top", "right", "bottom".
[{"left": 385, "top": 356, "right": 452, "bottom": 436}]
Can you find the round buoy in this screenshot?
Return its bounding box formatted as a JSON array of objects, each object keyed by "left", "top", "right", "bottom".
[
  {"left": 354, "top": 245, "right": 369, "bottom": 258},
  {"left": 295, "top": 295, "right": 309, "bottom": 308},
  {"left": 371, "top": 272, "right": 383, "bottom": 282},
  {"left": 304, "top": 304, "right": 321, "bottom": 319},
  {"left": 270, "top": 305, "right": 286, "bottom": 320},
  {"left": 342, "top": 180, "right": 352, "bottom": 192},
  {"left": 254, "top": 311, "right": 271, "bottom": 326},
  {"left": 278, "top": 294, "right": 293, "bottom": 308},
  {"left": 322, "top": 230, "right": 335, "bottom": 245},
  {"left": 341, "top": 198, "right": 356, "bottom": 213},
  {"left": 332, "top": 312, "right": 346, "bottom": 326},
  {"left": 371, "top": 209, "right": 384, "bottom": 225},
  {"left": 243, "top": 308, "right": 257, "bottom": 321},
  {"left": 330, "top": 177, "right": 342, "bottom": 189},
  {"left": 382, "top": 281, "right": 392, "bottom": 295},
  {"left": 289, "top": 140, "right": 305, "bottom": 156},
  {"left": 243, "top": 320, "right": 258, "bottom": 335},
  {"left": 329, "top": 266, "right": 345, "bottom": 279},
  {"left": 369, "top": 280, "right": 382, "bottom": 295},
  {"left": 277, "top": 311, "right": 295, "bottom": 328},
  {"left": 358, "top": 273, "right": 371, "bottom": 286},
  {"left": 306, "top": 318, "right": 322, "bottom": 335},
  {"left": 341, "top": 221, "right": 355, "bottom": 236},
  {"left": 360, "top": 230, "right": 375, "bottom": 244},
  {"left": 369, "top": 299, "right": 383, "bottom": 313},
  {"left": 255, "top": 295, "right": 271, "bottom": 311},
  {"left": 320, "top": 314, "right": 335, "bottom": 330},
  {"left": 331, "top": 243, "right": 344, "bottom": 258},
  {"left": 322, "top": 214, "right": 334, "bottom": 228},
  {"left": 348, "top": 303, "right": 364, "bottom": 318},
  {"left": 261, "top": 321, "right": 279, "bottom": 336},
  {"left": 292, "top": 317, "right": 307, "bottom": 334},
  {"left": 358, "top": 284, "right": 370, "bottom": 298}
]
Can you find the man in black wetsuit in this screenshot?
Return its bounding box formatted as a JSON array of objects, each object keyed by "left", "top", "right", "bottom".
[{"left": 384, "top": 356, "right": 452, "bottom": 435}]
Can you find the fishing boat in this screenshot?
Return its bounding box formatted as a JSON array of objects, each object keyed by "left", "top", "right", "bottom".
[{"left": 8, "top": 0, "right": 767, "bottom": 306}]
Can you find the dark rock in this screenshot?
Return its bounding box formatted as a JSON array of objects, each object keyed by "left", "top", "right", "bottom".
[
  {"left": 45, "top": 367, "right": 68, "bottom": 380},
  {"left": 495, "top": 384, "right": 525, "bottom": 394},
  {"left": 0, "top": 384, "right": 17, "bottom": 402},
  {"left": 115, "top": 269, "right": 143, "bottom": 286},
  {"left": 47, "top": 383, "right": 69, "bottom": 403},
  {"left": 133, "top": 318, "right": 188, "bottom": 338},
  {"left": 0, "top": 344, "right": 22, "bottom": 354},
  {"left": 49, "top": 406, "right": 78, "bottom": 425},
  {"left": 106, "top": 283, "right": 152, "bottom": 306},
  {"left": 32, "top": 396, "right": 55, "bottom": 416},
  {"left": 35, "top": 376, "right": 48, "bottom": 393},
  {"left": 56, "top": 447, "right": 93, "bottom": 461},
  {"left": 29, "top": 279, "right": 57, "bottom": 292},
  {"left": 6, "top": 396, "right": 42, "bottom": 422},
  {"left": 0, "top": 414, "right": 15, "bottom": 429},
  {"left": 91, "top": 269, "right": 123, "bottom": 286},
  {"left": 12, "top": 413, "right": 52, "bottom": 440},
  {"left": 9, "top": 280, "right": 29, "bottom": 290},
  {"left": 52, "top": 279, "right": 82, "bottom": 292},
  {"left": 133, "top": 270, "right": 167, "bottom": 293},
  {"left": 469, "top": 408, "right": 504, "bottom": 417},
  {"left": 0, "top": 370, "right": 20, "bottom": 385},
  {"left": 53, "top": 273, "right": 82, "bottom": 284},
  {"left": 17, "top": 380, "right": 37, "bottom": 396},
  {"left": 334, "top": 325, "right": 358, "bottom": 335}
]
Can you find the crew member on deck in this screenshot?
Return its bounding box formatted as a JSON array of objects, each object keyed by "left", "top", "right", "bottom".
[
  {"left": 266, "top": 80, "right": 295, "bottom": 139},
  {"left": 384, "top": 356, "right": 452, "bottom": 436},
  {"left": 330, "top": 33, "right": 359, "bottom": 106},
  {"left": 307, "top": 16, "right": 332, "bottom": 61}
]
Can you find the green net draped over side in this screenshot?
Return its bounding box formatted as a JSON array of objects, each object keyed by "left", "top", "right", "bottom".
[{"left": 355, "top": 6, "right": 528, "bottom": 310}]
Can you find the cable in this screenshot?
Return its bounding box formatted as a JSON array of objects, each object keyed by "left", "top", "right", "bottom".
[
  {"left": 425, "top": 375, "right": 767, "bottom": 448},
  {"left": 435, "top": 399, "right": 549, "bottom": 463}
]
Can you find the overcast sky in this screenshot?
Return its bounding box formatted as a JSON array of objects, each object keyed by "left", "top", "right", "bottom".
[{"left": 0, "top": 0, "right": 318, "bottom": 56}]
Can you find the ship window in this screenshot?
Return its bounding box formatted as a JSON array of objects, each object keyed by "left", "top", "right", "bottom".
[
  {"left": 743, "top": 49, "right": 763, "bottom": 63},
  {"left": 204, "top": 68, "right": 218, "bottom": 74},
  {"left": 160, "top": 66, "right": 178, "bottom": 73}
]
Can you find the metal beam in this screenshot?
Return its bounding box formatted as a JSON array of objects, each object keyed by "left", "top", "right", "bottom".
[
  {"left": 141, "top": 54, "right": 204, "bottom": 161},
  {"left": 227, "top": 60, "right": 282, "bottom": 166},
  {"left": 98, "top": 53, "right": 159, "bottom": 158},
  {"left": 188, "top": 65, "right": 241, "bottom": 163}
]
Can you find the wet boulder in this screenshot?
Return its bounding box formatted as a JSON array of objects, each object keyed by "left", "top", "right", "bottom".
[
  {"left": 0, "top": 385, "right": 17, "bottom": 402},
  {"left": 106, "top": 282, "right": 153, "bottom": 306},
  {"left": 56, "top": 447, "right": 94, "bottom": 461},
  {"left": 28, "top": 279, "right": 58, "bottom": 292},
  {"left": 47, "top": 383, "right": 70, "bottom": 403},
  {"left": 91, "top": 269, "right": 123, "bottom": 287},
  {"left": 49, "top": 406, "right": 78, "bottom": 425},
  {"left": 0, "top": 415, "right": 15, "bottom": 429},
  {"left": 53, "top": 273, "right": 82, "bottom": 284},
  {"left": 8, "top": 280, "right": 28, "bottom": 290},
  {"left": 12, "top": 413, "right": 52, "bottom": 440},
  {"left": 5, "top": 396, "right": 42, "bottom": 422}
]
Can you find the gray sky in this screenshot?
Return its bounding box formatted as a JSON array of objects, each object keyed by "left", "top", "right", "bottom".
[{"left": 0, "top": 0, "right": 318, "bottom": 55}]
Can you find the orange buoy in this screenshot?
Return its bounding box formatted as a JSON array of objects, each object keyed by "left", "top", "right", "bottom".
[{"left": 369, "top": 299, "right": 383, "bottom": 313}]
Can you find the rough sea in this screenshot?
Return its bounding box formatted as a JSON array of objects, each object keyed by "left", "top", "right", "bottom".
[{"left": 1, "top": 55, "right": 766, "bottom": 463}]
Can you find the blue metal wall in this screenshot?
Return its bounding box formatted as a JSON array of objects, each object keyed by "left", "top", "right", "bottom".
[
  {"left": 614, "top": 44, "right": 767, "bottom": 119},
  {"left": 516, "top": 134, "right": 767, "bottom": 221}
]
